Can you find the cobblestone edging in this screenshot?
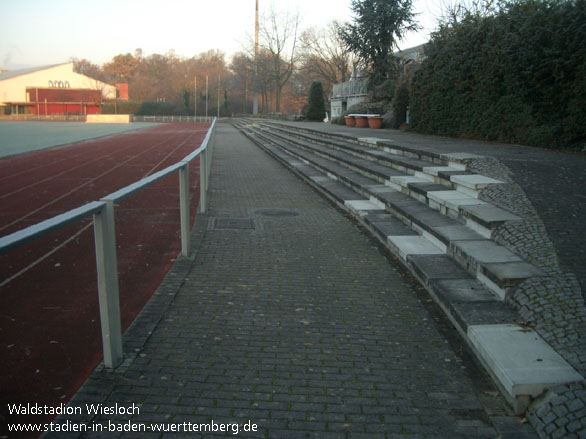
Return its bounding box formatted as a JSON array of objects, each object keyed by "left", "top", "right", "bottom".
[
  {"left": 527, "top": 384, "right": 586, "bottom": 439},
  {"left": 468, "top": 157, "right": 586, "bottom": 437}
]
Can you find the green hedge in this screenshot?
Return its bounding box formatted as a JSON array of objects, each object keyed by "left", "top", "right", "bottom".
[
  {"left": 101, "top": 101, "right": 142, "bottom": 115},
  {"left": 410, "top": 0, "right": 586, "bottom": 149}
]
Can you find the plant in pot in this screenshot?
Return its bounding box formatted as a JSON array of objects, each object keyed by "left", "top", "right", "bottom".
[{"left": 344, "top": 115, "right": 356, "bottom": 127}]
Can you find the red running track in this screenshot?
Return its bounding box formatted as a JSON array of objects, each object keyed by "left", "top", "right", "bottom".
[{"left": 0, "top": 123, "right": 208, "bottom": 437}]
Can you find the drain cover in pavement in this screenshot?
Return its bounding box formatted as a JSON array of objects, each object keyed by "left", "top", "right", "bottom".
[
  {"left": 256, "top": 209, "right": 299, "bottom": 217},
  {"left": 214, "top": 218, "right": 255, "bottom": 229}
]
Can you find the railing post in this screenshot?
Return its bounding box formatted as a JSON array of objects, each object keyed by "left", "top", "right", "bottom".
[
  {"left": 207, "top": 123, "right": 215, "bottom": 188},
  {"left": 93, "top": 200, "right": 123, "bottom": 369},
  {"left": 179, "top": 163, "right": 190, "bottom": 256},
  {"left": 199, "top": 149, "right": 207, "bottom": 213}
]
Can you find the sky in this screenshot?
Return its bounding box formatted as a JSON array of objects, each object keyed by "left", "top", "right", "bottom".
[{"left": 0, "top": 0, "right": 444, "bottom": 70}]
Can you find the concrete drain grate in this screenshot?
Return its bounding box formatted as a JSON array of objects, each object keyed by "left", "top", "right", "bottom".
[
  {"left": 214, "top": 218, "right": 255, "bottom": 230},
  {"left": 255, "top": 209, "right": 299, "bottom": 217}
]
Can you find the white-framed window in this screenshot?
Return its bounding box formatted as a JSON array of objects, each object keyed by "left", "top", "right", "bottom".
[
  {"left": 58, "top": 81, "right": 64, "bottom": 88},
  {"left": 49, "top": 80, "right": 53, "bottom": 87},
  {"left": 65, "top": 81, "right": 70, "bottom": 88}
]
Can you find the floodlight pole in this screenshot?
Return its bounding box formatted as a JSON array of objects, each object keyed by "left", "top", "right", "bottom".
[
  {"left": 194, "top": 76, "right": 197, "bottom": 118},
  {"left": 205, "top": 76, "right": 209, "bottom": 118},
  {"left": 217, "top": 75, "right": 220, "bottom": 118},
  {"left": 253, "top": 0, "right": 259, "bottom": 115}
]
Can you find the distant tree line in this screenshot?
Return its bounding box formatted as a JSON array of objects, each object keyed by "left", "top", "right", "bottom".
[{"left": 73, "top": 6, "right": 355, "bottom": 118}]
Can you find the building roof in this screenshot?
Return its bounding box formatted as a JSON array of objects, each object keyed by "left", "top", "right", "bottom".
[
  {"left": 395, "top": 43, "right": 427, "bottom": 61},
  {"left": 0, "top": 63, "right": 69, "bottom": 81}
]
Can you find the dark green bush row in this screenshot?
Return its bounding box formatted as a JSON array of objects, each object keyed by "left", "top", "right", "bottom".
[
  {"left": 101, "top": 101, "right": 142, "bottom": 115},
  {"left": 410, "top": 0, "right": 586, "bottom": 149},
  {"left": 102, "top": 101, "right": 194, "bottom": 116}
]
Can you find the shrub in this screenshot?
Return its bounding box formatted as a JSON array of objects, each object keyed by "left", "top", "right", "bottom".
[
  {"left": 409, "top": 0, "right": 586, "bottom": 149},
  {"left": 306, "top": 82, "right": 326, "bottom": 121}
]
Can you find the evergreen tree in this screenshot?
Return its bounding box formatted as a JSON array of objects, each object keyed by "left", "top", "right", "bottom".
[
  {"left": 340, "top": 0, "right": 418, "bottom": 86},
  {"left": 306, "top": 82, "right": 326, "bottom": 121}
]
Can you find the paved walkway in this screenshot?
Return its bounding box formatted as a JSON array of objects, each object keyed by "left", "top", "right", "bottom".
[{"left": 46, "top": 124, "right": 535, "bottom": 438}]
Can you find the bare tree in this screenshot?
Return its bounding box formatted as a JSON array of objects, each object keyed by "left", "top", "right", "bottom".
[
  {"left": 436, "top": 0, "right": 501, "bottom": 25},
  {"left": 299, "top": 21, "right": 358, "bottom": 88},
  {"left": 259, "top": 5, "right": 300, "bottom": 113}
]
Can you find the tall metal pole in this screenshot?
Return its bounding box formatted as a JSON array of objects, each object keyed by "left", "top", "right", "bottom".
[
  {"left": 194, "top": 76, "right": 197, "bottom": 118},
  {"left": 205, "top": 75, "right": 209, "bottom": 118},
  {"left": 217, "top": 75, "right": 220, "bottom": 118},
  {"left": 253, "top": 0, "right": 259, "bottom": 115}
]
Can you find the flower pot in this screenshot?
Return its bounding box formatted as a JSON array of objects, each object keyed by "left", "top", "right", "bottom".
[
  {"left": 344, "top": 116, "right": 355, "bottom": 127},
  {"left": 368, "top": 116, "right": 383, "bottom": 129},
  {"left": 355, "top": 116, "right": 369, "bottom": 128}
]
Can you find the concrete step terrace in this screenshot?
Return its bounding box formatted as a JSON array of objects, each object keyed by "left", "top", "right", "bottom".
[
  {"left": 253, "top": 121, "right": 519, "bottom": 240},
  {"left": 240, "top": 120, "right": 536, "bottom": 300}
]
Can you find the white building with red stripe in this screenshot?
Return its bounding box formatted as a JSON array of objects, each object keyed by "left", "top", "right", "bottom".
[{"left": 0, "top": 63, "right": 117, "bottom": 116}]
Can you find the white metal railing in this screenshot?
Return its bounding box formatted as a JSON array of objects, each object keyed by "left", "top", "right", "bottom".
[
  {"left": 0, "top": 118, "right": 217, "bottom": 369},
  {"left": 331, "top": 79, "right": 368, "bottom": 98}
]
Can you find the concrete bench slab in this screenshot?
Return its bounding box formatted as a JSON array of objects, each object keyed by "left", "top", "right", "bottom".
[
  {"left": 363, "top": 211, "right": 395, "bottom": 222},
  {"left": 451, "top": 240, "right": 523, "bottom": 266},
  {"left": 428, "top": 190, "right": 473, "bottom": 204},
  {"left": 388, "top": 175, "right": 429, "bottom": 190},
  {"left": 427, "top": 191, "right": 482, "bottom": 217},
  {"left": 451, "top": 174, "right": 505, "bottom": 190},
  {"left": 437, "top": 169, "right": 474, "bottom": 180},
  {"left": 345, "top": 199, "right": 382, "bottom": 215},
  {"left": 367, "top": 184, "right": 398, "bottom": 194},
  {"left": 358, "top": 137, "right": 386, "bottom": 145},
  {"left": 368, "top": 219, "right": 418, "bottom": 242},
  {"left": 407, "top": 254, "right": 472, "bottom": 286},
  {"left": 461, "top": 204, "right": 521, "bottom": 229},
  {"left": 468, "top": 324, "right": 585, "bottom": 413},
  {"left": 480, "top": 262, "right": 546, "bottom": 294},
  {"left": 428, "top": 279, "right": 515, "bottom": 331},
  {"left": 451, "top": 302, "right": 517, "bottom": 331},
  {"left": 403, "top": 208, "right": 459, "bottom": 232},
  {"left": 321, "top": 181, "right": 367, "bottom": 203},
  {"left": 433, "top": 278, "right": 501, "bottom": 303},
  {"left": 388, "top": 236, "right": 445, "bottom": 260},
  {"left": 310, "top": 176, "right": 332, "bottom": 184},
  {"left": 441, "top": 152, "right": 485, "bottom": 163},
  {"left": 408, "top": 182, "right": 451, "bottom": 197},
  {"left": 444, "top": 197, "right": 488, "bottom": 212},
  {"left": 422, "top": 166, "right": 461, "bottom": 176},
  {"left": 432, "top": 225, "right": 486, "bottom": 243}
]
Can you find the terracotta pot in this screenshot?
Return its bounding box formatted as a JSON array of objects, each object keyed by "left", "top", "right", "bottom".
[
  {"left": 355, "top": 116, "right": 369, "bottom": 128},
  {"left": 344, "top": 116, "right": 355, "bottom": 127},
  {"left": 368, "top": 117, "right": 383, "bottom": 129}
]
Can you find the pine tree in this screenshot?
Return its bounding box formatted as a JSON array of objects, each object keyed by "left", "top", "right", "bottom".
[{"left": 306, "top": 81, "right": 326, "bottom": 121}]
